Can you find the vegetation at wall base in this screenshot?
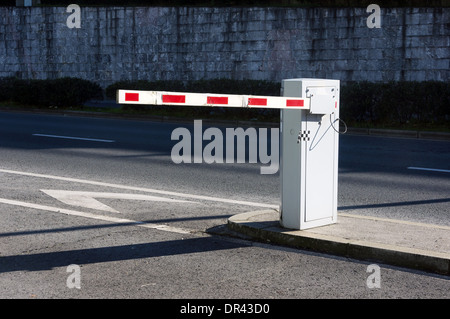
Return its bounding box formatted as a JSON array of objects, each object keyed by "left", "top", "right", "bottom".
[
  {"left": 0, "top": 77, "right": 103, "bottom": 108},
  {"left": 340, "top": 81, "right": 450, "bottom": 131},
  {"left": 106, "top": 79, "right": 449, "bottom": 131},
  {"left": 0, "top": 77, "right": 448, "bottom": 133}
]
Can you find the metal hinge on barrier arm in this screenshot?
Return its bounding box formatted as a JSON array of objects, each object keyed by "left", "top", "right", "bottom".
[{"left": 117, "top": 90, "right": 311, "bottom": 110}]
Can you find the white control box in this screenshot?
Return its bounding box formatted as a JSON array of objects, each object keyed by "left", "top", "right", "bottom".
[{"left": 280, "top": 78, "right": 340, "bottom": 230}]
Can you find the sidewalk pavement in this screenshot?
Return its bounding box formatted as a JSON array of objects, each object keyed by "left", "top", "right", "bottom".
[{"left": 227, "top": 210, "right": 450, "bottom": 276}]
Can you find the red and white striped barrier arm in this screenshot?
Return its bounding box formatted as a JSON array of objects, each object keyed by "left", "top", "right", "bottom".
[{"left": 116, "top": 90, "right": 310, "bottom": 110}]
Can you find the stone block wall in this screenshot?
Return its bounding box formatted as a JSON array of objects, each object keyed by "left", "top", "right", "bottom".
[{"left": 0, "top": 6, "right": 448, "bottom": 88}]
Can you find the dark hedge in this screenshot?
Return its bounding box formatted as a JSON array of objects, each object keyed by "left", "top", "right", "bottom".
[
  {"left": 107, "top": 79, "right": 450, "bottom": 126},
  {"left": 0, "top": 77, "right": 103, "bottom": 108},
  {"left": 1, "top": 77, "right": 448, "bottom": 128}
]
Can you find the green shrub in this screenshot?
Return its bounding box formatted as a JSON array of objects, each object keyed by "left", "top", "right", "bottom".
[
  {"left": 185, "top": 79, "right": 280, "bottom": 96},
  {"left": 0, "top": 77, "right": 103, "bottom": 108},
  {"left": 107, "top": 79, "right": 450, "bottom": 126},
  {"left": 340, "top": 81, "right": 378, "bottom": 123},
  {"left": 0, "top": 77, "right": 17, "bottom": 102},
  {"left": 4, "top": 77, "right": 448, "bottom": 127},
  {"left": 43, "top": 77, "right": 103, "bottom": 107},
  {"left": 106, "top": 79, "right": 281, "bottom": 100},
  {"left": 340, "top": 81, "right": 450, "bottom": 128}
]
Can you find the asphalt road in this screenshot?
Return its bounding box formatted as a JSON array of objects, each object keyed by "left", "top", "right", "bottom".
[{"left": 0, "top": 111, "right": 449, "bottom": 302}]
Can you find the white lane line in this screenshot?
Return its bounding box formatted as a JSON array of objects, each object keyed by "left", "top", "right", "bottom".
[
  {"left": 32, "top": 134, "right": 115, "bottom": 143},
  {"left": 407, "top": 167, "right": 450, "bottom": 174},
  {"left": 0, "top": 168, "right": 279, "bottom": 209},
  {"left": 0, "top": 197, "right": 191, "bottom": 235}
]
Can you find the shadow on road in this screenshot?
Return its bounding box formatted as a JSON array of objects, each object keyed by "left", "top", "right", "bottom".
[{"left": 0, "top": 236, "right": 248, "bottom": 273}]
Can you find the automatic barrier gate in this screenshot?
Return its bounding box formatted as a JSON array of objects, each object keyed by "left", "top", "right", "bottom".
[{"left": 117, "top": 78, "right": 340, "bottom": 230}]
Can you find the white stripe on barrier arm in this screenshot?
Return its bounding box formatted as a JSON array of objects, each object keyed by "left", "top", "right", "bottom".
[{"left": 116, "top": 89, "right": 310, "bottom": 109}]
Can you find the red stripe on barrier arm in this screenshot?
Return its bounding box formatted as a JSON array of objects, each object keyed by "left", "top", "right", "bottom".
[
  {"left": 162, "top": 95, "right": 186, "bottom": 103},
  {"left": 207, "top": 96, "right": 228, "bottom": 105},
  {"left": 248, "top": 98, "right": 267, "bottom": 106},
  {"left": 286, "top": 99, "right": 304, "bottom": 107},
  {"left": 125, "top": 93, "right": 139, "bottom": 102}
]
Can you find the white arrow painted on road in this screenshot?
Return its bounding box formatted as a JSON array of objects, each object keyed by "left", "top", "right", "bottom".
[{"left": 41, "top": 190, "right": 195, "bottom": 213}]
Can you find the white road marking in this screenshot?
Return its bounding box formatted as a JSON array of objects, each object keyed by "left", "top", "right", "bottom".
[
  {"left": 0, "top": 197, "right": 192, "bottom": 235},
  {"left": 0, "top": 168, "right": 278, "bottom": 209},
  {"left": 32, "top": 134, "right": 115, "bottom": 143},
  {"left": 407, "top": 166, "right": 450, "bottom": 174},
  {"left": 41, "top": 189, "right": 196, "bottom": 213}
]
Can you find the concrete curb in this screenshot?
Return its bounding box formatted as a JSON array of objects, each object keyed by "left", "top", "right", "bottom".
[{"left": 228, "top": 211, "right": 450, "bottom": 276}]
